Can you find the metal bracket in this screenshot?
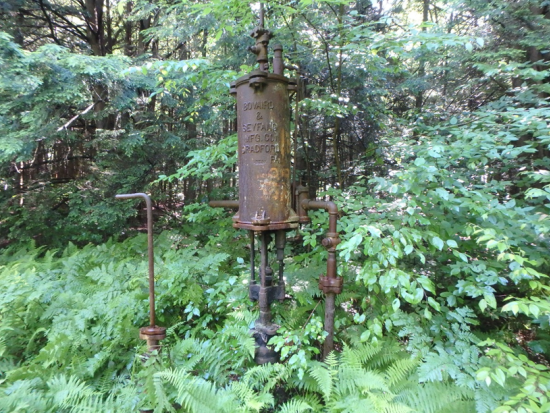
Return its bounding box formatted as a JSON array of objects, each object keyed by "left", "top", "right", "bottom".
[{"left": 249, "top": 283, "right": 285, "bottom": 303}]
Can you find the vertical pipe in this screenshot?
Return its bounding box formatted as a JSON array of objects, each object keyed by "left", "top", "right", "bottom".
[
  {"left": 300, "top": 199, "right": 342, "bottom": 359},
  {"left": 259, "top": 231, "right": 270, "bottom": 325},
  {"left": 145, "top": 195, "right": 155, "bottom": 327},
  {"left": 116, "top": 193, "right": 155, "bottom": 327},
  {"left": 323, "top": 293, "right": 336, "bottom": 358},
  {"left": 273, "top": 45, "right": 284, "bottom": 75},
  {"left": 276, "top": 230, "right": 285, "bottom": 284},
  {"left": 250, "top": 231, "right": 256, "bottom": 283},
  {"left": 259, "top": 2, "right": 265, "bottom": 29}
]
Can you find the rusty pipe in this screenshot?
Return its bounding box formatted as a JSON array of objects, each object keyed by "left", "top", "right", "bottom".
[
  {"left": 273, "top": 44, "right": 284, "bottom": 75},
  {"left": 301, "top": 199, "right": 338, "bottom": 232},
  {"left": 301, "top": 199, "right": 340, "bottom": 279},
  {"left": 116, "top": 193, "right": 166, "bottom": 350},
  {"left": 259, "top": 2, "right": 265, "bottom": 29},
  {"left": 116, "top": 193, "right": 156, "bottom": 327},
  {"left": 209, "top": 200, "right": 239, "bottom": 209},
  {"left": 300, "top": 199, "right": 342, "bottom": 359}
]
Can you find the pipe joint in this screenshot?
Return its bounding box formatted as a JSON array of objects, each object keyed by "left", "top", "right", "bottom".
[
  {"left": 322, "top": 235, "right": 340, "bottom": 249},
  {"left": 319, "top": 275, "right": 343, "bottom": 294}
]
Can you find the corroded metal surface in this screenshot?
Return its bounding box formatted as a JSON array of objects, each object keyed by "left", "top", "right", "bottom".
[
  {"left": 231, "top": 70, "right": 298, "bottom": 232},
  {"left": 208, "top": 200, "right": 239, "bottom": 209},
  {"left": 300, "top": 199, "right": 343, "bottom": 359},
  {"left": 116, "top": 193, "right": 165, "bottom": 352},
  {"left": 251, "top": 231, "right": 281, "bottom": 364}
]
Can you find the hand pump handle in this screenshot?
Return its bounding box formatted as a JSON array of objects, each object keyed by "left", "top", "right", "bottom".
[{"left": 115, "top": 193, "right": 156, "bottom": 327}]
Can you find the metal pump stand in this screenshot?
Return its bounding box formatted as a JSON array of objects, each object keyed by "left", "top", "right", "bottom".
[
  {"left": 116, "top": 193, "right": 166, "bottom": 351},
  {"left": 210, "top": 3, "right": 343, "bottom": 363}
]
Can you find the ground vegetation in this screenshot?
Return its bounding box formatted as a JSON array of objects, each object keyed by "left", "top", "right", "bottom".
[{"left": 1, "top": 1, "right": 550, "bottom": 412}]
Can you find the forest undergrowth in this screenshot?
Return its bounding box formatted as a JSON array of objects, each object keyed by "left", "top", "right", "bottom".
[{"left": 2, "top": 0, "right": 550, "bottom": 412}]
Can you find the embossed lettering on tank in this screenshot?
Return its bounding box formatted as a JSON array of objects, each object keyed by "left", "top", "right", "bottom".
[{"left": 239, "top": 100, "right": 283, "bottom": 165}]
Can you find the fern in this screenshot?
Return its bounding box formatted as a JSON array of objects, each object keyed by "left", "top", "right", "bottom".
[
  {"left": 277, "top": 398, "right": 313, "bottom": 413},
  {"left": 0, "top": 233, "right": 501, "bottom": 413},
  {"left": 155, "top": 368, "right": 239, "bottom": 413},
  {"left": 289, "top": 339, "right": 476, "bottom": 413}
]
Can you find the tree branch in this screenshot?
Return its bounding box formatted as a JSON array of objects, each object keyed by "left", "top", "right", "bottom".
[{"left": 57, "top": 103, "right": 95, "bottom": 132}]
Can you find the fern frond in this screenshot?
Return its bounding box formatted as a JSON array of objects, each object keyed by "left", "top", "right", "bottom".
[
  {"left": 309, "top": 360, "right": 334, "bottom": 403},
  {"left": 175, "top": 377, "right": 223, "bottom": 413},
  {"left": 242, "top": 362, "right": 292, "bottom": 392},
  {"left": 338, "top": 369, "right": 389, "bottom": 395},
  {"left": 0, "top": 336, "right": 6, "bottom": 358},
  {"left": 341, "top": 341, "right": 382, "bottom": 367},
  {"left": 47, "top": 374, "right": 95, "bottom": 407},
  {"left": 230, "top": 380, "right": 274, "bottom": 412},
  {"left": 398, "top": 381, "right": 475, "bottom": 413},
  {"left": 382, "top": 401, "right": 414, "bottom": 413},
  {"left": 438, "top": 400, "right": 477, "bottom": 413},
  {"left": 384, "top": 358, "right": 419, "bottom": 388},
  {"left": 154, "top": 367, "right": 235, "bottom": 413},
  {"left": 277, "top": 398, "right": 313, "bottom": 413},
  {"left": 0, "top": 378, "right": 49, "bottom": 413},
  {"left": 331, "top": 394, "right": 376, "bottom": 413},
  {"left": 153, "top": 371, "right": 177, "bottom": 413},
  {"left": 418, "top": 352, "right": 461, "bottom": 382}
]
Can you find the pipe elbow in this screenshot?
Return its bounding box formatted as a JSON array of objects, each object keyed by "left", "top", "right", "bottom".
[
  {"left": 324, "top": 201, "right": 338, "bottom": 216},
  {"left": 300, "top": 199, "right": 338, "bottom": 215}
]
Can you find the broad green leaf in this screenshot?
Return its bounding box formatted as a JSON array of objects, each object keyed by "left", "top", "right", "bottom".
[
  {"left": 479, "top": 299, "right": 487, "bottom": 312},
  {"left": 446, "top": 239, "right": 458, "bottom": 248},
  {"left": 392, "top": 298, "right": 400, "bottom": 311},
  {"left": 431, "top": 237, "right": 444, "bottom": 250},
  {"left": 483, "top": 293, "right": 497, "bottom": 309}
]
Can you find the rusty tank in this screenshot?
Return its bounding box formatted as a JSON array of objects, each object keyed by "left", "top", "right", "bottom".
[{"left": 230, "top": 29, "right": 298, "bottom": 232}]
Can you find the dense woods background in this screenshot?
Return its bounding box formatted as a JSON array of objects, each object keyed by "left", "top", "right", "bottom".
[{"left": 1, "top": 0, "right": 550, "bottom": 412}]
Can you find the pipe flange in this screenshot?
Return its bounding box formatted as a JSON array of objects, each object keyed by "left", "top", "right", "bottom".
[
  {"left": 319, "top": 276, "right": 343, "bottom": 294},
  {"left": 247, "top": 69, "right": 268, "bottom": 89},
  {"left": 250, "top": 27, "right": 272, "bottom": 41},
  {"left": 139, "top": 326, "right": 167, "bottom": 341},
  {"left": 253, "top": 321, "right": 280, "bottom": 336},
  {"left": 322, "top": 236, "right": 340, "bottom": 249}
]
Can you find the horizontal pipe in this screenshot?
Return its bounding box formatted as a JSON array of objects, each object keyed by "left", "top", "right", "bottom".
[
  {"left": 209, "top": 200, "right": 239, "bottom": 209},
  {"left": 301, "top": 199, "right": 338, "bottom": 234},
  {"left": 301, "top": 199, "right": 338, "bottom": 214}
]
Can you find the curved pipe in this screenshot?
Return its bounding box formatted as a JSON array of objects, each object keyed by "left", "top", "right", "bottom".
[
  {"left": 300, "top": 199, "right": 342, "bottom": 359},
  {"left": 301, "top": 199, "right": 338, "bottom": 236},
  {"left": 301, "top": 199, "right": 340, "bottom": 279},
  {"left": 115, "top": 193, "right": 155, "bottom": 327}
]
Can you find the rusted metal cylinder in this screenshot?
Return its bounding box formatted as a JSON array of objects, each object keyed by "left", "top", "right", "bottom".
[
  {"left": 273, "top": 44, "right": 284, "bottom": 75},
  {"left": 323, "top": 293, "right": 336, "bottom": 358},
  {"left": 230, "top": 69, "right": 298, "bottom": 232}
]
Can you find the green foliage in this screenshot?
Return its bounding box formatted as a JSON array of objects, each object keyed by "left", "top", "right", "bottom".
[
  {"left": 0, "top": 231, "right": 254, "bottom": 411},
  {"left": 3, "top": 1, "right": 550, "bottom": 412},
  {"left": 293, "top": 340, "right": 474, "bottom": 413},
  {"left": 0, "top": 230, "right": 488, "bottom": 413}
]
